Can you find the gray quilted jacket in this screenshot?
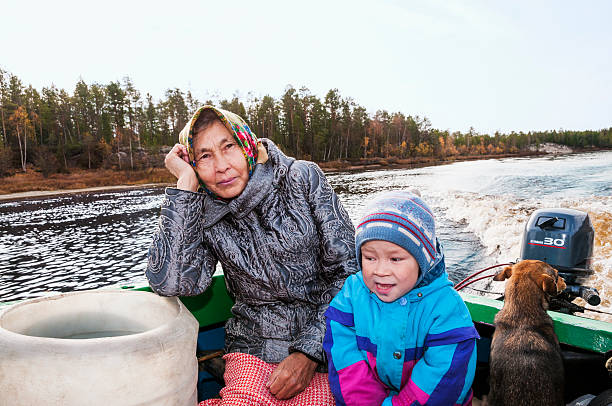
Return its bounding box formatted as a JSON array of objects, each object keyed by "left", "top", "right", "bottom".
[{"left": 146, "top": 139, "right": 357, "bottom": 365}]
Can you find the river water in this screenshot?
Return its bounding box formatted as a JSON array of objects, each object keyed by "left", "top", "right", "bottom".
[{"left": 1, "top": 151, "right": 611, "bottom": 320}]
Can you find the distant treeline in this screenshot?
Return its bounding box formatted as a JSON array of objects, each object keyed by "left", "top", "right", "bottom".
[{"left": 1, "top": 68, "right": 611, "bottom": 176}]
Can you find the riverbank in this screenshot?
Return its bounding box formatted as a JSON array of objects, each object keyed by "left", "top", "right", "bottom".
[
  {"left": 0, "top": 168, "right": 175, "bottom": 200},
  {"left": 0, "top": 147, "right": 600, "bottom": 201},
  {"left": 318, "top": 151, "right": 545, "bottom": 172}
]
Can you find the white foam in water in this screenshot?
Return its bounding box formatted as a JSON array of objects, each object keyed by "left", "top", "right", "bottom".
[
  {"left": 331, "top": 152, "right": 612, "bottom": 321},
  {"left": 1, "top": 152, "right": 610, "bottom": 323},
  {"left": 421, "top": 152, "right": 612, "bottom": 322},
  {"left": 439, "top": 193, "right": 612, "bottom": 321}
]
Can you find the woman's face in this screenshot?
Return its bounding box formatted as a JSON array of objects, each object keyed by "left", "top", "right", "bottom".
[{"left": 192, "top": 120, "right": 249, "bottom": 199}]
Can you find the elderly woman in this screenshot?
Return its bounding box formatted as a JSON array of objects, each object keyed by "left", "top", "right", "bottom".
[{"left": 146, "top": 106, "right": 357, "bottom": 405}]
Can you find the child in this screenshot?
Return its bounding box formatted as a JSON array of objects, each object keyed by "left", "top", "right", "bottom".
[{"left": 323, "top": 191, "right": 479, "bottom": 406}]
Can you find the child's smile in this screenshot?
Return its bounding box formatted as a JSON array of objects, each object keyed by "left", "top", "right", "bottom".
[{"left": 374, "top": 282, "right": 394, "bottom": 295}]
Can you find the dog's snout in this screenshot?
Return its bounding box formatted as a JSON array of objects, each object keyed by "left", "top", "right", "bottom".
[{"left": 556, "top": 276, "right": 567, "bottom": 293}]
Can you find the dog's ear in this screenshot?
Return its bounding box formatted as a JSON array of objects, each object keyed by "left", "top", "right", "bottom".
[
  {"left": 493, "top": 265, "right": 513, "bottom": 281},
  {"left": 539, "top": 274, "right": 558, "bottom": 295}
]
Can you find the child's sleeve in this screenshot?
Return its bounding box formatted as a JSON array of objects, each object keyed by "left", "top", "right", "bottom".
[
  {"left": 323, "top": 280, "right": 390, "bottom": 406},
  {"left": 391, "top": 296, "right": 479, "bottom": 406}
]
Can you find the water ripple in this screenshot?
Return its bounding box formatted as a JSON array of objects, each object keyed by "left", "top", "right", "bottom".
[{"left": 1, "top": 152, "right": 611, "bottom": 313}]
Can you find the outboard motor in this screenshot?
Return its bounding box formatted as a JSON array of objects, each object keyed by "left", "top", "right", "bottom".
[{"left": 520, "top": 208, "right": 601, "bottom": 311}]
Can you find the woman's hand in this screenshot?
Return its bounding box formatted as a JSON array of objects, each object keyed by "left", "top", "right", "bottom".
[
  {"left": 266, "top": 352, "right": 318, "bottom": 400},
  {"left": 165, "top": 144, "right": 199, "bottom": 192}
]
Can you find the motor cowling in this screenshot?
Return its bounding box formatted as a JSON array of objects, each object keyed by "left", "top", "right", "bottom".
[{"left": 520, "top": 208, "right": 600, "bottom": 307}]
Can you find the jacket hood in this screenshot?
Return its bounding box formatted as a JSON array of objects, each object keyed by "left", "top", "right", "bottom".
[{"left": 414, "top": 238, "right": 446, "bottom": 289}]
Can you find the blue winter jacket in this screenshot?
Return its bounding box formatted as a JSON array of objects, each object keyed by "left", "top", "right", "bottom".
[{"left": 323, "top": 262, "right": 479, "bottom": 406}]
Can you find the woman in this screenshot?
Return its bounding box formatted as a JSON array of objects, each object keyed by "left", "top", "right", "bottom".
[{"left": 146, "top": 106, "right": 357, "bottom": 405}]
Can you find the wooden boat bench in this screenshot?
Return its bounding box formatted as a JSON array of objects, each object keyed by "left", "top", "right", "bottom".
[{"left": 197, "top": 349, "right": 226, "bottom": 383}]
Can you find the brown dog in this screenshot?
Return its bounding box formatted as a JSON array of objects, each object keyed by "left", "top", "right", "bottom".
[{"left": 488, "top": 260, "right": 566, "bottom": 406}]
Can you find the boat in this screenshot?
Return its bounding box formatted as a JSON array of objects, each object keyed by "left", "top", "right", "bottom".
[
  {"left": 1, "top": 208, "right": 611, "bottom": 404},
  {"left": 117, "top": 273, "right": 611, "bottom": 403}
]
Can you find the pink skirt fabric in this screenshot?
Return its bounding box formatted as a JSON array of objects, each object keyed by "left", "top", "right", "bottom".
[{"left": 199, "top": 352, "right": 335, "bottom": 406}]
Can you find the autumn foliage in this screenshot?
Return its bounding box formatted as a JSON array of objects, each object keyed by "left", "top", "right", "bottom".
[{"left": 1, "top": 68, "right": 611, "bottom": 182}]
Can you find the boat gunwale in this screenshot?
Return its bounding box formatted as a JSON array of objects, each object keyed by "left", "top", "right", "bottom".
[{"left": 1, "top": 275, "right": 610, "bottom": 354}]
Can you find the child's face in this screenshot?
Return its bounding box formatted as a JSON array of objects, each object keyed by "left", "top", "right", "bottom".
[{"left": 361, "top": 240, "right": 419, "bottom": 303}]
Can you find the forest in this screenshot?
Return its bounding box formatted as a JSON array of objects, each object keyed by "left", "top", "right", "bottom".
[{"left": 1, "top": 68, "right": 611, "bottom": 177}]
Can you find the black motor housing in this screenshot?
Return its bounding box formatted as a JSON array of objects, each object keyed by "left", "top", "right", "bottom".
[
  {"left": 520, "top": 208, "right": 600, "bottom": 307},
  {"left": 521, "top": 208, "right": 594, "bottom": 281}
]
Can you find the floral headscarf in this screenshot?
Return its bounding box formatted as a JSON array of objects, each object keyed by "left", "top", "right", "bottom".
[{"left": 178, "top": 105, "right": 262, "bottom": 196}]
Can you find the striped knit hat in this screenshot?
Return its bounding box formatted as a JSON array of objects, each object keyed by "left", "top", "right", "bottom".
[{"left": 355, "top": 191, "right": 441, "bottom": 280}]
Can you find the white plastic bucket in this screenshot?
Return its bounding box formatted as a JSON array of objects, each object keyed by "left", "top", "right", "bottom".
[{"left": 0, "top": 290, "right": 199, "bottom": 406}]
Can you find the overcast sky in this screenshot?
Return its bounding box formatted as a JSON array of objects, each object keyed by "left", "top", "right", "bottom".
[{"left": 2, "top": 0, "right": 611, "bottom": 134}]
